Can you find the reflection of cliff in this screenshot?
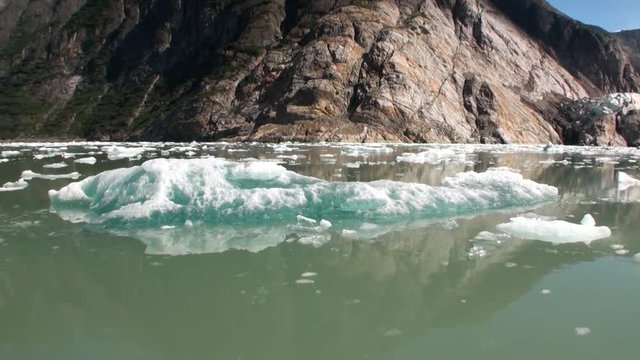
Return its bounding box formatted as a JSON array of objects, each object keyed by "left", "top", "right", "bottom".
[{"left": 0, "top": 211, "right": 599, "bottom": 360}]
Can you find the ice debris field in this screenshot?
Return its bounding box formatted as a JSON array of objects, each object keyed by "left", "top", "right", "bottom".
[{"left": 2, "top": 141, "right": 640, "bottom": 254}]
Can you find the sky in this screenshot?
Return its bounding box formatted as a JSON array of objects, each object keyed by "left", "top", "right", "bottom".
[{"left": 547, "top": 0, "right": 640, "bottom": 32}]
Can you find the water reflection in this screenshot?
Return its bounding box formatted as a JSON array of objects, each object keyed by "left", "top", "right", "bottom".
[{"left": 1, "top": 143, "right": 640, "bottom": 359}]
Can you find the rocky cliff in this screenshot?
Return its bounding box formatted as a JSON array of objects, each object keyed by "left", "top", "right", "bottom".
[{"left": 0, "top": 0, "right": 639, "bottom": 143}]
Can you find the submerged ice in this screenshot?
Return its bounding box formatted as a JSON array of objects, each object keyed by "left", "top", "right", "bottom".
[{"left": 49, "top": 158, "right": 558, "bottom": 227}]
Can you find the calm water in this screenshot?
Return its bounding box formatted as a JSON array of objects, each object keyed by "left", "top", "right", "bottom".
[{"left": 1, "top": 142, "right": 639, "bottom": 360}]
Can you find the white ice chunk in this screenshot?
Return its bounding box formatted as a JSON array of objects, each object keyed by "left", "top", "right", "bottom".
[
  {"left": 104, "top": 146, "right": 147, "bottom": 160},
  {"left": 0, "top": 179, "right": 29, "bottom": 192},
  {"left": 541, "top": 289, "right": 552, "bottom": 295},
  {"left": 43, "top": 162, "right": 68, "bottom": 169},
  {"left": 1, "top": 150, "right": 21, "bottom": 158},
  {"left": 580, "top": 214, "right": 596, "bottom": 226},
  {"left": 496, "top": 214, "right": 611, "bottom": 244},
  {"left": 397, "top": 148, "right": 471, "bottom": 164},
  {"left": 633, "top": 253, "right": 640, "bottom": 263},
  {"left": 301, "top": 272, "right": 317, "bottom": 278},
  {"left": 319, "top": 219, "right": 332, "bottom": 230},
  {"left": 74, "top": 157, "right": 97, "bottom": 165},
  {"left": 21, "top": 170, "right": 81, "bottom": 181},
  {"left": 575, "top": 327, "right": 591, "bottom": 336}
]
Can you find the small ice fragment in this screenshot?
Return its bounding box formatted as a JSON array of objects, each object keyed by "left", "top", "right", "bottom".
[
  {"left": 633, "top": 253, "right": 640, "bottom": 262},
  {"left": 296, "top": 215, "right": 317, "bottom": 226},
  {"left": 1, "top": 150, "right": 21, "bottom": 157},
  {"left": 467, "top": 245, "right": 487, "bottom": 259},
  {"left": 295, "top": 279, "right": 314, "bottom": 285},
  {"left": 505, "top": 262, "right": 518, "bottom": 268},
  {"left": 615, "top": 249, "right": 629, "bottom": 255},
  {"left": 43, "top": 162, "right": 68, "bottom": 169},
  {"left": 460, "top": 299, "right": 467, "bottom": 303},
  {"left": 541, "top": 289, "right": 552, "bottom": 295},
  {"left": 580, "top": 214, "right": 596, "bottom": 226},
  {"left": 319, "top": 219, "right": 332, "bottom": 230},
  {"left": 74, "top": 157, "right": 97, "bottom": 165},
  {"left": 21, "top": 170, "right": 81, "bottom": 180},
  {"left": 610, "top": 244, "right": 625, "bottom": 250},
  {"left": 0, "top": 179, "right": 29, "bottom": 192},
  {"left": 575, "top": 327, "right": 591, "bottom": 336},
  {"left": 184, "top": 220, "right": 194, "bottom": 227},
  {"left": 301, "top": 272, "right": 317, "bottom": 278},
  {"left": 161, "top": 225, "right": 176, "bottom": 230}
]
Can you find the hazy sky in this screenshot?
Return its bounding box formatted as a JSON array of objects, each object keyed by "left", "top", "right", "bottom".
[{"left": 548, "top": 0, "right": 640, "bottom": 32}]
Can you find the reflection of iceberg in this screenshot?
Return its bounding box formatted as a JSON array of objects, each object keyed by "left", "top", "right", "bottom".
[
  {"left": 49, "top": 158, "right": 557, "bottom": 254},
  {"left": 496, "top": 214, "right": 611, "bottom": 244}
]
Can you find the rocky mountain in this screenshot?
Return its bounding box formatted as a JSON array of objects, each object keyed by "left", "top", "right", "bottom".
[{"left": 0, "top": 0, "right": 639, "bottom": 144}]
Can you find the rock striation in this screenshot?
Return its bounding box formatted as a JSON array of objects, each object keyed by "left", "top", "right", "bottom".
[{"left": 0, "top": 0, "right": 639, "bottom": 144}]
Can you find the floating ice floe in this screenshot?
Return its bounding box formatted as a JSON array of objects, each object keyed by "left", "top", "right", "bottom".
[
  {"left": 341, "top": 144, "right": 393, "bottom": 157},
  {"left": 1, "top": 150, "right": 21, "bottom": 158},
  {"left": 43, "top": 162, "right": 69, "bottom": 169},
  {"left": 21, "top": 170, "right": 81, "bottom": 181},
  {"left": 104, "top": 146, "right": 147, "bottom": 160},
  {"left": 633, "top": 253, "right": 640, "bottom": 263},
  {"left": 0, "top": 179, "right": 29, "bottom": 192},
  {"left": 396, "top": 148, "right": 472, "bottom": 164},
  {"left": 74, "top": 157, "right": 97, "bottom": 165},
  {"left": 618, "top": 172, "right": 640, "bottom": 191},
  {"left": 495, "top": 214, "right": 611, "bottom": 245}
]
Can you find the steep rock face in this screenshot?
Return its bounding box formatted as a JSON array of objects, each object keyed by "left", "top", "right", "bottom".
[
  {"left": 540, "top": 93, "right": 640, "bottom": 147},
  {"left": 0, "top": 0, "right": 638, "bottom": 143}
]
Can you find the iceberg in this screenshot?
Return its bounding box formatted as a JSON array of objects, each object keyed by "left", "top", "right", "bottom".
[
  {"left": 48, "top": 158, "right": 558, "bottom": 254},
  {"left": 49, "top": 158, "right": 557, "bottom": 226},
  {"left": 495, "top": 214, "right": 611, "bottom": 245}
]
